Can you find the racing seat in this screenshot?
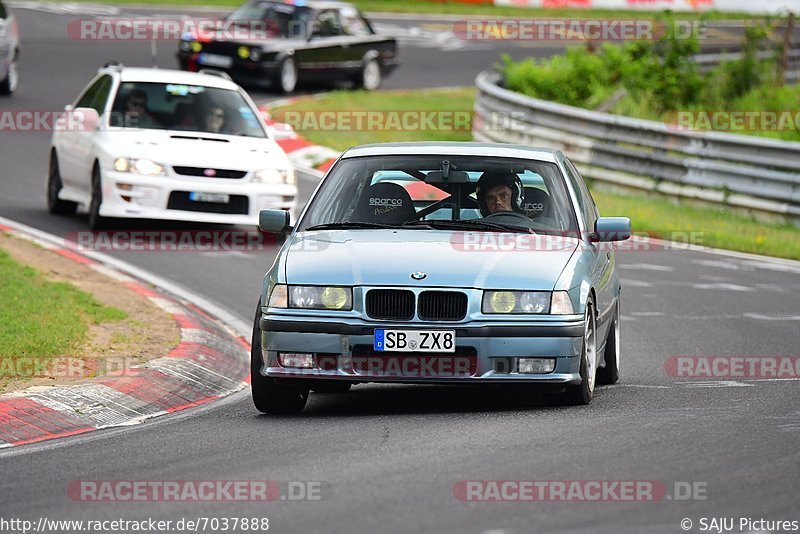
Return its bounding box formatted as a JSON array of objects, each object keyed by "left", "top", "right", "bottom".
[
  {"left": 522, "top": 187, "right": 554, "bottom": 222},
  {"left": 352, "top": 182, "right": 416, "bottom": 225}
]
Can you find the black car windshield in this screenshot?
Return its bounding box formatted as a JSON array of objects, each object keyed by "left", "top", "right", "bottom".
[
  {"left": 109, "top": 82, "right": 267, "bottom": 137},
  {"left": 227, "top": 1, "right": 312, "bottom": 39},
  {"left": 298, "top": 155, "right": 579, "bottom": 234}
]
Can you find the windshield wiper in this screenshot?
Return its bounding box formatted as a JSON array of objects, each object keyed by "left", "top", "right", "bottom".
[
  {"left": 305, "top": 222, "right": 400, "bottom": 231},
  {"left": 402, "top": 220, "right": 534, "bottom": 233}
]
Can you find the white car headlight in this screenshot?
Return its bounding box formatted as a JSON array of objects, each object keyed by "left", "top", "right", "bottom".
[
  {"left": 268, "top": 285, "right": 352, "bottom": 310},
  {"left": 253, "top": 168, "right": 295, "bottom": 185},
  {"left": 482, "top": 291, "right": 550, "bottom": 314},
  {"left": 113, "top": 158, "right": 166, "bottom": 177}
]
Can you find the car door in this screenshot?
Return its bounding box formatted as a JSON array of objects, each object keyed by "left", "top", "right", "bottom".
[
  {"left": 58, "top": 75, "right": 113, "bottom": 193},
  {"left": 301, "top": 9, "right": 350, "bottom": 81},
  {"left": 564, "top": 157, "right": 615, "bottom": 337}
]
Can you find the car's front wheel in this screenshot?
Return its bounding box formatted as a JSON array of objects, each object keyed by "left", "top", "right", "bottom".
[
  {"left": 563, "top": 298, "right": 597, "bottom": 405},
  {"left": 276, "top": 57, "right": 298, "bottom": 94},
  {"left": 251, "top": 301, "right": 309, "bottom": 414},
  {"left": 47, "top": 151, "right": 78, "bottom": 215},
  {"left": 88, "top": 165, "right": 109, "bottom": 230},
  {"left": 357, "top": 58, "right": 382, "bottom": 91},
  {"left": 0, "top": 53, "right": 18, "bottom": 96},
  {"left": 596, "top": 299, "right": 620, "bottom": 385}
]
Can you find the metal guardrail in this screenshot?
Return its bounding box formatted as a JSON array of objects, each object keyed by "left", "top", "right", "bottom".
[
  {"left": 472, "top": 70, "right": 800, "bottom": 221},
  {"left": 693, "top": 45, "right": 800, "bottom": 81}
]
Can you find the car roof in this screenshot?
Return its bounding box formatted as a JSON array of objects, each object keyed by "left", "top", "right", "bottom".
[
  {"left": 107, "top": 67, "right": 241, "bottom": 90},
  {"left": 341, "top": 142, "right": 560, "bottom": 163},
  {"left": 247, "top": 0, "right": 357, "bottom": 10}
]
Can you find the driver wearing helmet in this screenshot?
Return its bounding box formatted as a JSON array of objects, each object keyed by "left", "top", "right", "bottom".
[{"left": 475, "top": 171, "right": 525, "bottom": 216}]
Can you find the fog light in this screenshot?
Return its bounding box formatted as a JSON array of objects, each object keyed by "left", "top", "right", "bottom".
[
  {"left": 279, "top": 353, "right": 313, "bottom": 369},
  {"left": 517, "top": 358, "right": 555, "bottom": 374}
]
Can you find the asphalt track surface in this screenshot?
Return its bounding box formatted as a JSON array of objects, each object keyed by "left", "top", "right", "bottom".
[{"left": 1, "top": 5, "right": 799, "bottom": 534}]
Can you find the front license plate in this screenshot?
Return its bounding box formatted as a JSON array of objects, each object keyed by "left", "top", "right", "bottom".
[
  {"left": 198, "top": 53, "right": 233, "bottom": 68},
  {"left": 374, "top": 329, "right": 456, "bottom": 353},
  {"left": 189, "top": 192, "right": 230, "bottom": 203}
]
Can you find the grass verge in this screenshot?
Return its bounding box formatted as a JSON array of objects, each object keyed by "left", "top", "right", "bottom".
[
  {"left": 43, "top": 0, "right": 773, "bottom": 19},
  {"left": 0, "top": 247, "right": 127, "bottom": 387},
  {"left": 272, "top": 88, "right": 800, "bottom": 260}
]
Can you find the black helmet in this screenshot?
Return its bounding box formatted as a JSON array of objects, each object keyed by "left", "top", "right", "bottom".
[{"left": 475, "top": 171, "right": 524, "bottom": 216}]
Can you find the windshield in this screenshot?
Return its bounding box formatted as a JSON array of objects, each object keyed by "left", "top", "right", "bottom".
[
  {"left": 297, "top": 155, "right": 579, "bottom": 234},
  {"left": 226, "top": 1, "right": 312, "bottom": 39},
  {"left": 109, "top": 82, "right": 267, "bottom": 138}
]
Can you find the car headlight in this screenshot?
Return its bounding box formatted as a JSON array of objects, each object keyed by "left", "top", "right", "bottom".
[
  {"left": 113, "top": 158, "right": 166, "bottom": 177},
  {"left": 249, "top": 48, "right": 262, "bottom": 62},
  {"left": 550, "top": 291, "right": 575, "bottom": 315},
  {"left": 269, "top": 284, "right": 352, "bottom": 311},
  {"left": 482, "top": 291, "right": 550, "bottom": 314},
  {"left": 253, "top": 168, "right": 295, "bottom": 185}
]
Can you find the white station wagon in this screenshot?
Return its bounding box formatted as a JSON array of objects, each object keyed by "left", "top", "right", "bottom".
[{"left": 48, "top": 64, "right": 296, "bottom": 228}]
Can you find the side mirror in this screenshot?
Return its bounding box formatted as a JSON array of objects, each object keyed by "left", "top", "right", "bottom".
[
  {"left": 594, "top": 217, "right": 631, "bottom": 242},
  {"left": 73, "top": 107, "right": 100, "bottom": 131},
  {"left": 259, "top": 209, "right": 292, "bottom": 234}
]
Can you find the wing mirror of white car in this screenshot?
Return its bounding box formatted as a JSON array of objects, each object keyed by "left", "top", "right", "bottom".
[
  {"left": 259, "top": 209, "right": 292, "bottom": 234},
  {"left": 593, "top": 217, "right": 631, "bottom": 242},
  {"left": 73, "top": 107, "right": 100, "bottom": 131}
]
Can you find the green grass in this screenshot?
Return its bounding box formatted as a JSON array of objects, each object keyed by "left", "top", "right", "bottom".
[
  {"left": 0, "top": 248, "right": 127, "bottom": 386},
  {"left": 273, "top": 88, "right": 800, "bottom": 260},
  {"left": 271, "top": 88, "right": 475, "bottom": 151},
  {"left": 592, "top": 189, "right": 800, "bottom": 260}
]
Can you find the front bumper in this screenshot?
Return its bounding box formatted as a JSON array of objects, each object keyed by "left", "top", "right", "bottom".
[
  {"left": 258, "top": 314, "right": 584, "bottom": 385},
  {"left": 99, "top": 169, "right": 297, "bottom": 226}
]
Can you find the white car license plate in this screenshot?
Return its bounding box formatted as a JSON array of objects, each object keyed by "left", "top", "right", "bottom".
[
  {"left": 189, "top": 192, "right": 230, "bottom": 203},
  {"left": 198, "top": 53, "right": 233, "bottom": 68},
  {"left": 374, "top": 329, "right": 455, "bottom": 353}
]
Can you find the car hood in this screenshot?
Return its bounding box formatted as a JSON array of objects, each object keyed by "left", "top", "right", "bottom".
[
  {"left": 99, "top": 129, "right": 290, "bottom": 169},
  {"left": 283, "top": 230, "right": 579, "bottom": 290}
]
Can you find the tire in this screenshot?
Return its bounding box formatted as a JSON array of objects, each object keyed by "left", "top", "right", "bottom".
[
  {"left": 47, "top": 151, "right": 78, "bottom": 215},
  {"left": 250, "top": 301, "right": 309, "bottom": 414},
  {"left": 88, "top": 165, "right": 109, "bottom": 230},
  {"left": 276, "top": 57, "right": 297, "bottom": 94},
  {"left": 357, "top": 58, "right": 381, "bottom": 91},
  {"left": 563, "top": 298, "right": 597, "bottom": 405},
  {"left": 0, "top": 54, "right": 18, "bottom": 96},
  {"left": 311, "top": 381, "right": 352, "bottom": 394},
  {"left": 596, "top": 299, "right": 620, "bottom": 385}
]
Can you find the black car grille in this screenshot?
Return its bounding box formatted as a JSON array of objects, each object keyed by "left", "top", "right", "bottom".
[
  {"left": 167, "top": 192, "right": 249, "bottom": 215},
  {"left": 418, "top": 291, "right": 468, "bottom": 321},
  {"left": 365, "top": 289, "right": 415, "bottom": 321},
  {"left": 173, "top": 166, "right": 247, "bottom": 179}
]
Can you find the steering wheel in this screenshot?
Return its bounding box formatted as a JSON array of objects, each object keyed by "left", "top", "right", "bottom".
[{"left": 483, "top": 211, "right": 533, "bottom": 225}]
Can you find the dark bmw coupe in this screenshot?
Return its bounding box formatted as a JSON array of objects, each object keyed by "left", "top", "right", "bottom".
[{"left": 177, "top": 0, "right": 398, "bottom": 93}]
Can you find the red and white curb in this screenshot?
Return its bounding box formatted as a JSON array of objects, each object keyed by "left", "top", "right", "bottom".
[
  {"left": 0, "top": 218, "right": 250, "bottom": 448},
  {"left": 258, "top": 96, "right": 340, "bottom": 176}
]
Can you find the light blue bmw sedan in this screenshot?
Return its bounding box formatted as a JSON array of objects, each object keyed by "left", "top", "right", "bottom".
[{"left": 252, "top": 142, "right": 631, "bottom": 413}]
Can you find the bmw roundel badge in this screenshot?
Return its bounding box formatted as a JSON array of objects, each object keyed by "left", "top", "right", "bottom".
[{"left": 410, "top": 272, "right": 427, "bottom": 280}]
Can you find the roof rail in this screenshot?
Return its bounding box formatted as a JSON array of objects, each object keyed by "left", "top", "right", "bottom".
[{"left": 197, "top": 69, "right": 232, "bottom": 81}]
